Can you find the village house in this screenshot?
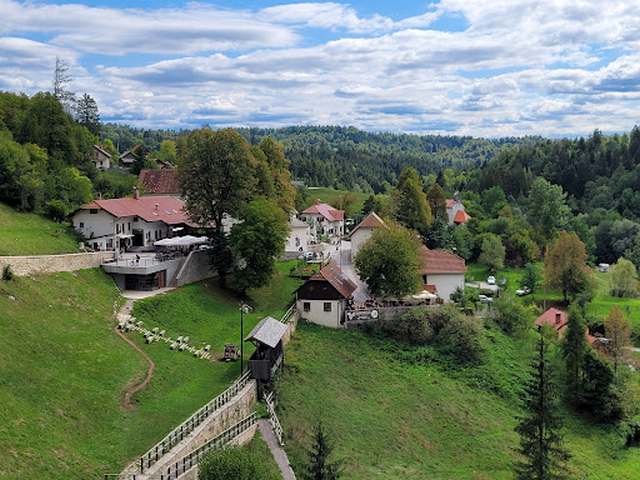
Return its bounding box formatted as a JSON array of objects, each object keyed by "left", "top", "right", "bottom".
[
  {"left": 420, "top": 246, "right": 466, "bottom": 302},
  {"left": 535, "top": 307, "right": 600, "bottom": 346},
  {"left": 349, "top": 211, "right": 386, "bottom": 258},
  {"left": 139, "top": 169, "right": 181, "bottom": 196},
  {"left": 92, "top": 144, "right": 111, "bottom": 170},
  {"left": 446, "top": 198, "right": 471, "bottom": 225},
  {"left": 296, "top": 261, "right": 357, "bottom": 329},
  {"left": 120, "top": 150, "right": 137, "bottom": 168},
  {"left": 71, "top": 189, "right": 195, "bottom": 252},
  {"left": 300, "top": 200, "right": 344, "bottom": 240},
  {"left": 285, "top": 215, "right": 313, "bottom": 258}
]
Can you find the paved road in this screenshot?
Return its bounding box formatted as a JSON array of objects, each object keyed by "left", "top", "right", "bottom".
[
  {"left": 258, "top": 419, "right": 297, "bottom": 480},
  {"left": 333, "top": 240, "right": 369, "bottom": 303}
]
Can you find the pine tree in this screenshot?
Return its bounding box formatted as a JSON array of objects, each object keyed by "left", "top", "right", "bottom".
[
  {"left": 76, "top": 93, "right": 101, "bottom": 135},
  {"left": 392, "top": 166, "right": 432, "bottom": 234},
  {"left": 562, "top": 306, "right": 588, "bottom": 403},
  {"left": 304, "top": 422, "right": 341, "bottom": 480},
  {"left": 515, "top": 335, "right": 570, "bottom": 480},
  {"left": 52, "top": 57, "right": 76, "bottom": 114}
]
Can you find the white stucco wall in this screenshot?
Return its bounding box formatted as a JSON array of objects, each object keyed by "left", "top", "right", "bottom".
[
  {"left": 296, "top": 298, "right": 344, "bottom": 328},
  {"left": 300, "top": 213, "right": 344, "bottom": 238},
  {"left": 350, "top": 228, "right": 373, "bottom": 258},
  {"left": 425, "top": 273, "right": 465, "bottom": 302}
]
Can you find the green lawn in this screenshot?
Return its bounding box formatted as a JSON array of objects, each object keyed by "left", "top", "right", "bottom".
[
  {"left": 305, "top": 187, "right": 370, "bottom": 217},
  {"left": 278, "top": 322, "right": 640, "bottom": 480},
  {"left": 0, "top": 262, "right": 301, "bottom": 479},
  {"left": 0, "top": 202, "right": 79, "bottom": 256},
  {"left": 245, "top": 431, "right": 283, "bottom": 480}
]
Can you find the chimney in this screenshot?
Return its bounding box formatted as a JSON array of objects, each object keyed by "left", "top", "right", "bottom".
[
  {"left": 555, "top": 312, "right": 561, "bottom": 324},
  {"left": 133, "top": 186, "right": 140, "bottom": 200},
  {"left": 154, "top": 203, "right": 159, "bottom": 213}
]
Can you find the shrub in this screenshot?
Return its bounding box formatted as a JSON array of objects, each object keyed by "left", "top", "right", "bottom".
[
  {"left": 198, "top": 447, "right": 272, "bottom": 480},
  {"left": 492, "top": 297, "right": 532, "bottom": 336},
  {"left": 45, "top": 199, "right": 70, "bottom": 222},
  {"left": 379, "top": 308, "right": 433, "bottom": 345},
  {"left": 437, "top": 314, "right": 484, "bottom": 365},
  {"left": 620, "top": 418, "right": 640, "bottom": 447},
  {"left": 2, "top": 265, "right": 13, "bottom": 281}
]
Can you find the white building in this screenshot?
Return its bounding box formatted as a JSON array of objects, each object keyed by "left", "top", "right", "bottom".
[
  {"left": 71, "top": 191, "right": 195, "bottom": 252},
  {"left": 349, "top": 211, "right": 386, "bottom": 258},
  {"left": 285, "top": 216, "right": 313, "bottom": 258},
  {"left": 92, "top": 144, "right": 111, "bottom": 170},
  {"left": 446, "top": 199, "right": 470, "bottom": 225},
  {"left": 296, "top": 261, "right": 357, "bottom": 329},
  {"left": 300, "top": 201, "right": 344, "bottom": 240},
  {"left": 419, "top": 246, "right": 466, "bottom": 302}
]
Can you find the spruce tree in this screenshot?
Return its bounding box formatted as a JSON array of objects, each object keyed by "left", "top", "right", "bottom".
[
  {"left": 562, "top": 306, "right": 587, "bottom": 403},
  {"left": 75, "top": 93, "right": 101, "bottom": 135},
  {"left": 515, "top": 335, "right": 570, "bottom": 480},
  {"left": 304, "top": 422, "right": 341, "bottom": 480}
]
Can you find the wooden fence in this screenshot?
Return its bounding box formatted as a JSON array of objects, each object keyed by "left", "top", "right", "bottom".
[{"left": 264, "top": 391, "right": 285, "bottom": 446}]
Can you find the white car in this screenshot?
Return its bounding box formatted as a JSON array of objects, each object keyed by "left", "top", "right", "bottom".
[
  {"left": 515, "top": 287, "right": 531, "bottom": 296},
  {"left": 487, "top": 275, "right": 496, "bottom": 285},
  {"left": 478, "top": 294, "right": 493, "bottom": 304}
]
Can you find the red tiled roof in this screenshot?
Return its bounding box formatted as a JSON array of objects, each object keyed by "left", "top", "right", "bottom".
[
  {"left": 349, "top": 211, "right": 386, "bottom": 236},
  {"left": 139, "top": 169, "right": 181, "bottom": 195},
  {"left": 310, "top": 261, "right": 357, "bottom": 299},
  {"left": 79, "top": 195, "right": 195, "bottom": 226},
  {"left": 454, "top": 209, "right": 471, "bottom": 224},
  {"left": 446, "top": 199, "right": 457, "bottom": 208},
  {"left": 535, "top": 308, "right": 568, "bottom": 332},
  {"left": 302, "top": 201, "right": 344, "bottom": 222},
  {"left": 420, "top": 246, "right": 466, "bottom": 274}
]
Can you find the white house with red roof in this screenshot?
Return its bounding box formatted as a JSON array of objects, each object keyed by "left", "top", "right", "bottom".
[
  {"left": 420, "top": 246, "right": 466, "bottom": 302},
  {"left": 446, "top": 198, "right": 471, "bottom": 225},
  {"left": 72, "top": 189, "right": 195, "bottom": 251},
  {"left": 349, "top": 211, "right": 386, "bottom": 257},
  {"left": 300, "top": 200, "right": 344, "bottom": 240},
  {"left": 535, "top": 308, "right": 599, "bottom": 346}
]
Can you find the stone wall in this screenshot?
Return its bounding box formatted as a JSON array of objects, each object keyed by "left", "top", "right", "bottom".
[{"left": 0, "top": 251, "right": 115, "bottom": 276}]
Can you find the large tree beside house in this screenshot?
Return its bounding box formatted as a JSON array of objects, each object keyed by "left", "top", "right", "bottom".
[
  {"left": 392, "top": 166, "right": 432, "bottom": 235},
  {"left": 354, "top": 223, "right": 421, "bottom": 297},
  {"left": 544, "top": 231, "right": 592, "bottom": 303}
]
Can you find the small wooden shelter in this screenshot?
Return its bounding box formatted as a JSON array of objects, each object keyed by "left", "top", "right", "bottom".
[{"left": 245, "top": 316, "right": 288, "bottom": 385}]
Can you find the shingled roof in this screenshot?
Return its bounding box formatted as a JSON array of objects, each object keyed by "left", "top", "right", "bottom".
[
  {"left": 79, "top": 195, "right": 195, "bottom": 226},
  {"left": 139, "top": 169, "right": 181, "bottom": 195},
  {"left": 302, "top": 201, "right": 344, "bottom": 222},
  {"left": 420, "top": 246, "right": 466, "bottom": 274},
  {"left": 309, "top": 261, "right": 357, "bottom": 299},
  {"left": 349, "top": 211, "right": 386, "bottom": 237},
  {"left": 245, "top": 316, "right": 288, "bottom": 348},
  {"left": 453, "top": 209, "right": 471, "bottom": 224}
]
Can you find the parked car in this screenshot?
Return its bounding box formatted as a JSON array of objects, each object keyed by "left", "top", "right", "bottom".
[
  {"left": 515, "top": 287, "right": 531, "bottom": 296},
  {"left": 478, "top": 294, "right": 493, "bottom": 304},
  {"left": 487, "top": 275, "right": 496, "bottom": 285}
]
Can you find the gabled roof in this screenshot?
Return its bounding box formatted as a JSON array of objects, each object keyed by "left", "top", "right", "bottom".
[
  {"left": 139, "top": 169, "right": 181, "bottom": 195},
  {"left": 535, "top": 308, "right": 568, "bottom": 332},
  {"left": 78, "top": 195, "right": 195, "bottom": 226},
  {"left": 349, "top": 211, "right": 386, "bottom": 237},
  {"left": 302, "top": 201, "right": 344, "bottom": 222},
  {"left": 309, "top": 261, "right": 357, "bottom": 299},
  {"left": 245, "top": 316, "right": 288, "bottom": 348},
  {"left": 446, "top": 199, "right": 458, "bottom": 208},
  {"left": 120, "top": 150, "right": 137, "bottom": 163},
  {"left": 454, "top": 209, "right": 471, "bottom": 224},
  {"left": 420, "top": 246, "right": 466, "bottom": 274},
  {"left": 93, "top": 144, "right": 112, "bottom": 159}
]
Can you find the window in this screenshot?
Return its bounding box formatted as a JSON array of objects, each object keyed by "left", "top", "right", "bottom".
[
  {"left": 323, "top": 302, "right": 332, "bottom": 312},
  {"left": 128, "top": 222, "right": 131, "bottom": 232},
  {"left": 89, "top": 209, "right": 98, "bottom": 214},
  {"left": 116, "top": 224, "right": 120, "bottom": 234},
  {"left": 303, "top": 302, "right": 311, "bottom": 313},
  {"left": 79, "top": 222, "right": 84, "bottom": 228}
]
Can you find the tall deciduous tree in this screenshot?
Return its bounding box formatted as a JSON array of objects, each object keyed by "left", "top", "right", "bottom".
[
  {"left": 610, "top": 257, "right": 638, "bottom": 298},
  {"left": 527, "top": 177, "right": 570, "bottom": 243},
  {"left": 562, "top": 306, "right": 588, "bottom": 403},
  {"left": 304, "top": 422, "right": 341, "bottom": 480},
  {"left": 230, "top": 198, "right": 289, "bottom": 294},
  {"left": 75, "top": 93, "right": 100, "bottom": 135},
  {"left": 392, "top": 167, "right": 432, "bottom": 234},
  {"left": 544, "top": 232, "right": 592, "bottom": 303},
  {"left": 258, "top": 136, "right": 296, "bottom": 213},
  {"left": 354, "top": 223, "right": 421, "bottom": 298},
  {"left": 515, "top": 335, "right": 570, "bottom": 480},
  {"left": 179, "top": 128, "right": 257, "bottom": 284},
  {"left": 478, "top": 233, "right": 505, "bottom": 273},
  {"left": 427, "top": 182, "right": 447, "bottom": 221},
  {"left": 604, "top": 306, "right": 630, "bottom": 374}
]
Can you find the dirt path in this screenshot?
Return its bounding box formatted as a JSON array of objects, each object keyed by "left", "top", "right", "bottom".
[{"left": 114, "top": 299, "right": 156, "bottom": 411}]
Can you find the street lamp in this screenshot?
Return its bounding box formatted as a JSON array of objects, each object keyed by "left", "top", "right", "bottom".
[{"left": 239, "top": 303, "right": 252, "bottom": 375}]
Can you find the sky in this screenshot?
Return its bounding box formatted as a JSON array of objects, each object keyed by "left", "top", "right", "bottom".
[{"left": 2, "top": 0, "right": 640, "bottom": 137}]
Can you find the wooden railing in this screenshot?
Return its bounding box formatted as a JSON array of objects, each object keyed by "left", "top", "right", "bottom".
[
  {"left": 281, "top": 303, "right": 297, "bottom": 324},
  {"left": 137, "top": 371, "right": 252, "bottom": 473},
  {"left": 264, "top": 391, "right": 284, "bottom": 446}
]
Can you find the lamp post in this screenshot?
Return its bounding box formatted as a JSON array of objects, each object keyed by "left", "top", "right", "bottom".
[{"left": 239, "top": 303, "right": 252, "bottom": 375}]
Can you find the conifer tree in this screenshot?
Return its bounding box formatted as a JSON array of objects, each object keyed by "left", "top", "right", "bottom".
[
  {"left": 304, "top": 422, "right": 341, "bottom": 480},
  {"left": 76, "top": 93, "right": 101, "bottom": 135},
  {"left": 392, "top": 166, "right": 432, "bottom": 234},
  {"left": 515, "top": 335, "right": 570, "bottom": 480},
  {"left": 562, "top": 306, "right": 588, "bottom": 403}
]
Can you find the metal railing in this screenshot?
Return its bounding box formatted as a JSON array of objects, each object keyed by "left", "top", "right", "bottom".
[
  {"left": 161, "top": 413, "right": 257, "bottom": 480},
  {"left": 138, "top": 371, "right": 252, "bottom": 473},
  {"left": 264, "top": 391, "right": 285, "bottom": 446}
]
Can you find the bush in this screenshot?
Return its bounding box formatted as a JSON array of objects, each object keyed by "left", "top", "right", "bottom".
[
  {"left": 620, "top": 418, "right": 640, "bottom": 447},
  {"left": 492, "top": 297, "right": 532, "bottom": 336},
  {"left": 379, "top": 308, "right": 433, "bottom": 345},
  {"left": 437, "top": 314, "right": 484, "bottom": 365},
  {"left": 2, "top": 265, "right": 13, "bottom": 281},
  {"left": 198, "top": 447, "right": 273, "bottom": 480},
  {"left": 45, "top": 199, "right": 70, "bottom": 222}
]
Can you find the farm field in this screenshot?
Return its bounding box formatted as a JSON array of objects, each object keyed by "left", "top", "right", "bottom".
[
  {"left": 0, "top": 262, "right": 301, "bottom": 479},
  {"left": 278, "top": 322, "right": 640, "bottom": 480},
  {"left": 0, "top": 202, "right": 79, "bottom": 256}
]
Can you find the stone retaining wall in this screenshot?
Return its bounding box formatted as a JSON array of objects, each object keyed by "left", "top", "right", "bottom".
[{"left": 0, "top": 251, "right": 115, "bottom": 276}]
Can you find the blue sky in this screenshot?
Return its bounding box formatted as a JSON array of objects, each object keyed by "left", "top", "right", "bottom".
[{"left": 1, "top": 0, "right": 639, "bottom": 136}]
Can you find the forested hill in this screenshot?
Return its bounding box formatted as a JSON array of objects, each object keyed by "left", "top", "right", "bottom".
[{"left": 102, "top": 124, "right": 529, "bottom": 193}]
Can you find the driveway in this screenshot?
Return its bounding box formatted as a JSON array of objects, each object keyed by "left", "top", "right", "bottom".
[{"left": 334, "top": 240, "right": 369, "bottom": 303}]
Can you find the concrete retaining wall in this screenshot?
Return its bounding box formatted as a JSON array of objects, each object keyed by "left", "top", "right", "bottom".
[
  {"left": 0, "top": 251, "right": 115, "bottom": 276},
  {"left": 175, "top": 250, "right": 216, "bottom": 287}
]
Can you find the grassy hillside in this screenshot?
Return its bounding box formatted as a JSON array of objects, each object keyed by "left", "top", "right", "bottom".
[
  {"left": 305, "top": 187, "right": 369, "bottom": 217},
  {"left": 0, "top": 263, "right": 301, "bottom": 479},
  {"left": 278, "top": 322, "right": 640, "bottom": 480},
  {"left": 0, "top": 202, "right": 79, "bottom": 255}
]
